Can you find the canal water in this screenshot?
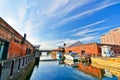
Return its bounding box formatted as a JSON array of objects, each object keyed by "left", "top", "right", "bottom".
[{"left": 30, "top": 53, "right": 119, "bottom": 80}]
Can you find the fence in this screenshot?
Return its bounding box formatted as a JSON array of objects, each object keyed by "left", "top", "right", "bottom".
[{"left": 0, "top": 54, "right": 35, "bottom": 80}]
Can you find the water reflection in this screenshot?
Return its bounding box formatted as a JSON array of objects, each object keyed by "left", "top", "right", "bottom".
[
  {"left": 76, "top": 63, "right": 118, "bottom": 80},
  {"left": 91, "top": 63, "right": 120, "bottom": 79},
  {"left": 35, "top": 57, "right": 40, "bottom": 68},
  {"left": 30, "top": 61, "right": 97, "bottom": 80},
  {"left": 64, "top": 59, "right": 119, "bottom": 80},
  {"left": 30, "top": 55, "right": 119, "bottom": 80}
]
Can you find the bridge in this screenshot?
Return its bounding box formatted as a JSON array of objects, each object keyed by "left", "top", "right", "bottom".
[
  {"left": 35, "top": 50, "right": 53, "bottom": 59},
  {"left": 39, "top": 50, "right": 52, "bottom": 52},
  {"left": 34, "top": 45, "right": 52, "bottom": 53}
]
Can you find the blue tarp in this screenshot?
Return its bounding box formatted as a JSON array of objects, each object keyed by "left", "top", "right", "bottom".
[{"left": 69, "top": 52, "right": 77, "bottom": 55}]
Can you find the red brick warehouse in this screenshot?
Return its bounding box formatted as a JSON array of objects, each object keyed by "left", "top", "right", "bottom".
[
  {"left": 65, "top": 42, "right": 120, "bottom": 57},
  {"left": 0, "top": 17, "right": 34, "bottom": 60}
]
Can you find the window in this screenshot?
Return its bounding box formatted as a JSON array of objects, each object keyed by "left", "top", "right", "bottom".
[
  {"left": 14, "top": 39, "right": 19, "bottom": 43},
  {"left": 0, "top": 41, "right": 4, "bottom": 59}
]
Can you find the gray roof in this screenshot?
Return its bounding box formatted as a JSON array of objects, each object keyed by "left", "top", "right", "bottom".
[{"left": 68, "top": 41, "right": 82, "bottom": 47}]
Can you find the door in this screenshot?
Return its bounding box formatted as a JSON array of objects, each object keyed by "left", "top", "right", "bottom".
[
  {"left": 0, "top": 39, "right": 9, "bottom": 60},
  {"left": 81, "top": 50, "right": 85, "bottom": 56}
]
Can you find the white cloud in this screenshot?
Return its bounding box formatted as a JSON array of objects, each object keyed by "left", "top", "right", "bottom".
[
  {"left": 43, "top": 0, "right": 69, "bottom": 15},
  {"left": 37, "top": 40, "right": 65, "bottom": 50},
  {"left": 73, "top": 29, "right": 90, "bottom": 36},
  {"left": 35, "top": 38, "right": 71, "bottom": 50},
  {"left": 73, "top": 25, "right": 113, "bottom": 36},
  {"left": 27, "top": 2, "right": 37, "bottom": 9},
  {"left": 51, "top": 1, "right": 120, "bottom": 29},
  {"left": 36, "top": 0, "right": 69, "bottom": 18},
  {"left": 0, "top": 0, "right": 28, "bottom": 35},
  {"left": 61, "top": 0, "right": 93, "bottom": 15},
  {"left": 70, "top": 20, "right": 105, "bottom": 33},
  {"left": 24, "top": 35, "right": 57, "bottom": 50},
  {"left": 0, "top": 0, "right": 6, "bottom": 6},
  {"left": 78, "top": 36, "right": 99, "bottom": 42},
  {"left": 5, "top": 17, "right": 23, "bottom": 35},
  {"left": 30, "top": 0, "right": 94, "bottom": 30},
  {"left": 6, "top": 17, "right": 18, "bottom": 28},
  {"left": 21, "top": 0, "right": 120, "bottom": 49},
  {"left": 36, "top": 24, "right": 119, "bottom": 50},
  {"left": 24, "top": 20, "right": 34, "bottom": 36},
  {"left": 67, "top": 1, "right": 120, "bottom": 21},
  {"left": 18, "top": 4, "right": 27, "bottom": 20},
  {"left": 37, "top": 0, "right": 91, "bottom": 17}
]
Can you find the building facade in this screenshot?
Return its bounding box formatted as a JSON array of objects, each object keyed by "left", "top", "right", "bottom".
[
  {"left": 65, "top": 42, "right": 120, "bottom": 57},
  {"left": 101, "top": 28, "right": 120, "bottom": 45},
  {"left": 0, "top": 17, "right": 34, "bottom": 60},
  {"left": 77, "top": 63, "right": 103, "bottom": 79},
  {"left": 65, "top": 43, "right": 100, "bottom": 56}
]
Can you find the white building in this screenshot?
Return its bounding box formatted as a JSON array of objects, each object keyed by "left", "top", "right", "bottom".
[{"left": 101, "top": 45, "right": 114, "bottom": 57}]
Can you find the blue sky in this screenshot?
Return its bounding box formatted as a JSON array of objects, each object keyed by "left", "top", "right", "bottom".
[{"left": 0, "top": 0, "right": 120, "bottom": 49}]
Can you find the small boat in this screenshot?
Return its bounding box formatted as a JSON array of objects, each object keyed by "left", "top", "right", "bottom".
[
  {"left": 64, "top": 52, "right": 80, "bottom": 62},
  {"left": 64, "top": 53, "right": 80, "bottom": 67},
  {"left": 64, "top": 59, "right": 74, "bottom": 66},
  {"left": 64, "top": 54, "right": 73, "bottom": 60}
]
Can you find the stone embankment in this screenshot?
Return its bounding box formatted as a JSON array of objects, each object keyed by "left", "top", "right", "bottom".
[{"left": 0, "top": 53, "right": 40, "bottom": 80}]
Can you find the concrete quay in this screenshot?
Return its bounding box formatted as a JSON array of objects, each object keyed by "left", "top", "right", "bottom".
[{"left": 91, "top": 57, "right": 120, "bottom": 77}]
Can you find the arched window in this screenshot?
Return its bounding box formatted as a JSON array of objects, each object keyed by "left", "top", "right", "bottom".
[{"left": 81, "top": 50, "right": 85, "bottom": 56}]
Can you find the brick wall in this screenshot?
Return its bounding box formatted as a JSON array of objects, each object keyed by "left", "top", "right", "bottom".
[
  {"left": 65, "top": 43, "right": 101, "bottom": 56},
  {"left": 51, "top": 42, "right": 120, "bottom": 57},
  {"left": 0, "top": 17, "right": 34, "bottom": 59},
  {"left": 77, "top": 63, "right": 103, "bottom": 79}
]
